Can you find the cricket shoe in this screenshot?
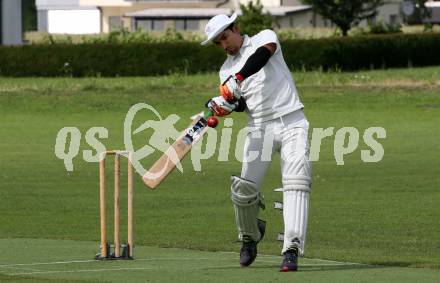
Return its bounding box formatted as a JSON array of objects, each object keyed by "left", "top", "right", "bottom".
[
  {"left": 280, "top": 248, "right": 298, "bottom": 272},
  {"left": 239, "top": 219, "right": 266, "bottom": 267}
]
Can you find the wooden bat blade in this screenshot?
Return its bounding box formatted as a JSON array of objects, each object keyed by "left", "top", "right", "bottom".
[
  {"left": 142, "top": 139, "right": 191, "bottom": 188},
  {"left": 142, "top": 115, "right": 210, "bottom": 189}
]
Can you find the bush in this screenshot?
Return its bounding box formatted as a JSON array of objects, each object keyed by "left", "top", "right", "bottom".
[
  {"left": 1, "top": 33, "right": 440, "bottom": 76},
  {"left": 237, "top": 0, "right": 273, "bottom": 36},
  {"left": 25, "top": 29, "right": 204, "bottom": 45},
  {"left": 0, "top": 43, "right": 224, "bottom": 77},
  {"left": 282, "top": 33, "right": 440, "bottom": 71},
  {"left": 368, "top": 20, "right": 402, "bottom": 34}
]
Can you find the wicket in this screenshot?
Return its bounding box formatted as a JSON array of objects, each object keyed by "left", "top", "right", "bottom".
[{"left": 96, "top": 150, "right": 134, "bottom": 260}]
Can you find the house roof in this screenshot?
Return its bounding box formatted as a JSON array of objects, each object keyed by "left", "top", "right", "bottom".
[
  {"left": 425, "top": 1, "right": 440, "bottom": 8},
  {"left": 125, "top": 8, "right": 232, "bottom": 19},
  {"left": 124, "top": 6, "right": 312, "bottom": 19},
  {"left": 265, "top": 5, "right": 312, "bottom": 16}
]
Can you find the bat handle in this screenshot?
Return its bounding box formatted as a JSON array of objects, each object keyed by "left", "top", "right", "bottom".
[{"left": 204, "top": 110, "right": 214, "bottom": 118}]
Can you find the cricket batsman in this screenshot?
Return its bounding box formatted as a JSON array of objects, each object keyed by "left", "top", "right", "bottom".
[{"left": 202, "top": 13, "right": 312, "bottom": 272}]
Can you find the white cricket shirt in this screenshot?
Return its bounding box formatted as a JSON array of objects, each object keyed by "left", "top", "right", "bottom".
[{"left": 219, "top": 30, "right": 304, "bottom": 123}]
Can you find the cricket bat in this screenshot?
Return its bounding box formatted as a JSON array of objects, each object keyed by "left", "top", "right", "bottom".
[{"left": 142, "top": 110, "right": 215, "bottom": 189}]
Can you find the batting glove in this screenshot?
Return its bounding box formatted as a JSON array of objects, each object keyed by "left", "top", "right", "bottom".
[
  {"left": 206, "top": 96, "right": 236, "bottom": 117},
  {"left": 220, "top": 74, "right": 243, "bottom": 103}
]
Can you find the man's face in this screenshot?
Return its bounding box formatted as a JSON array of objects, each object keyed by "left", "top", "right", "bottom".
[{"left": 213, "top": 26, "right": 243, "bottom": 56}]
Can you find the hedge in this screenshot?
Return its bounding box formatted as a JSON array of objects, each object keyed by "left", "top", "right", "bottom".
[
  {"left": 282, "top": 33, "right": 440, "bottom": 71},
  {"left": 0, "top": 43, "right": 225, "bottom": 77},
  {"left": 0, "top": 33, "right": 439, "bottom": 77}
]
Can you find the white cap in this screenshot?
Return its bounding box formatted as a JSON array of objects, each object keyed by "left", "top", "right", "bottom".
[{"left": 201, "top": 13, "right": 238, "bottom": 45}]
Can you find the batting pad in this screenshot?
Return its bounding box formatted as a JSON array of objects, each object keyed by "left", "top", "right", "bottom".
[
  {"left": 281, "top": 155, "right": 311, "bottom": 255},
  {"left": 230, "top": 176, "right": 265, "bottom": 242},
  {"left": 282, "top": 189, "right": 309, "bottom": 255}
]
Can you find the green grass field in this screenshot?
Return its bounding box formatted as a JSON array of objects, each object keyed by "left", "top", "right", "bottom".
[{"left": 0, "top": 67, "right": 439, "bottom": 282}]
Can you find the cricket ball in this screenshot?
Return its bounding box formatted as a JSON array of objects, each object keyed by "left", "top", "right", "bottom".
[{"left": 207, "top": 116, "right": 219, "bottom": 128}]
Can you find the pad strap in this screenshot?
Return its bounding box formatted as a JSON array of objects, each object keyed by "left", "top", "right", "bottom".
[
  {"left": 231, "top": 176, "right": 265, "bottom": 209},
  {"left": 282, "top": 175, "right": 311, "bottom": 192}
]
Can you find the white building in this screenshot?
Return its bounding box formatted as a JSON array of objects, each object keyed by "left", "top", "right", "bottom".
[
  {"left": 372, "top": 1, "right": 403, "bottom": 25},
  {"left": 37, "top": 0, "right": 106, "bottom": 34},
  {"left": 36, "top": 0, "right": 324, "bottom": 33},
  {"left": 1, "top": 0, "right": 22, "bottom": 45},
  {"left": 426, "top": 1, "right": 440, "bottom": 23},
  {"left": 35, "top": 0, "right": 430, "bottom": 35}
]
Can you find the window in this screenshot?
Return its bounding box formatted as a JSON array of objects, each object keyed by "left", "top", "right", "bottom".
[
  {"left": 389, "top": 14, "right": 397, "bottom": 25},
  {"left": 186, "top": 19, "right": 199, "bottom": 30},
  {"left": 136, "top": 19, "right": 165, "bottom": 31},
  {"left": 152, "top": 20, "right": 164, "bottom": 31},
  {"left": 109, "top": 16, "right": 122, "bottom": 31},
  {"left": 175, "top": 19, "right": 185, "bottom": 30},
  {"left": 136, "top": 19, "right": 152, "bottom": 31},
  {"left": 174, "top": 19, "right": 200, "bottom": 31}
]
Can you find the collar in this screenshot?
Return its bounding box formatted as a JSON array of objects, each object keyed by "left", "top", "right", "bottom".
[
  {"left": 229, "top": 35, "right": 251, "bottom": 59},
  {"left": 239, "top": 35, "right": 251, "bottom": 57},
  {"left": 241, "top": 34, "right": 251, "bottom": 48}
]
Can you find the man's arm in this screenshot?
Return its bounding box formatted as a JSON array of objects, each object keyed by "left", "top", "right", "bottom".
[
  {"left": 235, "top": 43, "right": 276, "bottom": 81},
  {"left": 220, "top": 42, "right": 277, "bottom": 103},
  {"left": 263, "top": 43, "right": 277, "bottom": 54}
]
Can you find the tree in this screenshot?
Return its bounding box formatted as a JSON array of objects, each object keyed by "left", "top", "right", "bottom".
[
  {"left": 301, "top": 0, "right": 384, "bottom": 36},
  {"left": 237, "top": 0, "right": 273, "bottom": 36},
  {"left": 22, "top": 0, "right": 37, "bottom": 32},
  {"left": 405, "top": 0, "right": 431, "bottom": 25}
]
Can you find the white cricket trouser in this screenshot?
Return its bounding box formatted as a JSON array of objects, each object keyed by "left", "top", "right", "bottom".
[{"left": 240, "top": 109, "right": 311, "bottom": 255}]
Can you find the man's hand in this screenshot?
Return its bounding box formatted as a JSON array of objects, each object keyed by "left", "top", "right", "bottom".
[
  {"left": 220, "top": 75, "right": 242, "bottom": 103},
  {"left": 206, "top": 96, "right": 236, "bottom": 117}
]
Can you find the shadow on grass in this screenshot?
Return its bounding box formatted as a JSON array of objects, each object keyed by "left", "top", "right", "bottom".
[
  {"left": 299, "top": 263, "right": 385, "bottom": 272},
  {"left": 369, "top": 261, "right": 440, "bottom": 270},
  {"left": 203, "top": 263, "right": 385, "bottom": 272},
  {"left": 369, "top": 261, "right": 412, "bottom": 267}
]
